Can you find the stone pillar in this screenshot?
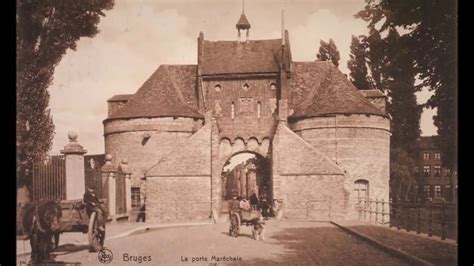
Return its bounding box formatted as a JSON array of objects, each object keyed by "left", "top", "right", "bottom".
[
  {"left": 101, "top": 154, "right": 116, "bottom": 219},
  {"left": 119, "top": 159, "right": 132, "bottom": 216},
  {"left": 60, "top": 131, "right": 87, "bottom": 200}
]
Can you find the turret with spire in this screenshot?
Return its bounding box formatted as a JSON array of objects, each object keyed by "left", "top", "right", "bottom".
[{"left": 236, "top": 0, "right": 251, "bottom": 42}]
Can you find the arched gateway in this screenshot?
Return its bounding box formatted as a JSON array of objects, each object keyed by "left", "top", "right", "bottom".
[{"left": 103, "top": 11, "right": 391, "bottom": 223}]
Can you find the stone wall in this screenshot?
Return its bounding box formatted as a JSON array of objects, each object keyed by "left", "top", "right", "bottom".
[
  {"left": 290, "top": 114, "right": 390, "bottom": 219},
  {"left": 146, "top": 123, "right": 212, "bottom": 222},
  {"left": 104, "top": 117, "right": 204, "bottom": 186},
  {"left": 202, "top": 78, "right": 278, "bottom": 142},
  {"left": 146, "top": 176, "right": 211, "bottom": 223},
  {"left": 272, "top": 122, "right": 349, "bottom": 221}
]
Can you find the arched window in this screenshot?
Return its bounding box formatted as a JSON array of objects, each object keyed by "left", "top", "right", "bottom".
[
  {"left": 231, "top": 102, "right": 235, "bottom": 120},
  {"left": 242, "top": 82, "right": 250, "bottom": 91},
  {"left": 257, "top": 101, "right": 261, "bottom": 118},
  {"left": 214, "top": 84, "right": 222, "bottom": 92},
  {"left": 270, "top": 82, "right": 277, "bottom": 91},
  {"left": 354, "top": 179, "right": 369, "bottom": 205}
]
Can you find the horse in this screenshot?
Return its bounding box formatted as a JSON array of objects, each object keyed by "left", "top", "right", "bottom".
[{"left": 22, "top": 200, "right": 62, "bottom": 264}]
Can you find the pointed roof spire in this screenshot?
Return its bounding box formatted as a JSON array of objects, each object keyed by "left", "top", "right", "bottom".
[{"left": 236, "top": 0, "right": 251, "bottom": 30}]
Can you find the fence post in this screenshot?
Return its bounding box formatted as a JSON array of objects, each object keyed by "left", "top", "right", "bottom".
[
  {"left": 417, "top": 202, "right": 421, "bottom": 234},
  {"left": 102, "top": 154, "right": 117, "bottom": 221},
  {"left": 428, "top": 202, "right": 433, "bottom": 237},
  {"left": 405, "top": 202, "right": 410, "bottom": 232},
  {"left": 375, "top": 199, "right": 378, "bottom": 224},
  {"left": 381, "top": 199, "right": 385, "bottom": 226},
  {"left": 441, "top": 203, "right": 446, "bottom": 240},
  {"left": 60, "top": 131, "right": 87, "bottom": 200}
]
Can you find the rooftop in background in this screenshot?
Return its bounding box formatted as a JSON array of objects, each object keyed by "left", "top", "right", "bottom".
[{"left": 418, "top": 136, "right": 440, "bottom": 150}]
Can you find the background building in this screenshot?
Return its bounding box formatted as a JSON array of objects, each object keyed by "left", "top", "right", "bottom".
[{"left": 416, "top": 136, "right": 457, "bottom": 202}]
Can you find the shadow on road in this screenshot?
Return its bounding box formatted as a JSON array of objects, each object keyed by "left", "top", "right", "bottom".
[{"left": 53, "top": 244, "right": 90, "bottom": 256}]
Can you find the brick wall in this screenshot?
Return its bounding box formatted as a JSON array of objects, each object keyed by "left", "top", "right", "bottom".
[
  {"left": 272, "top": 122, "right": 349, "bottom": 221},
  {"left": 146, "top": 176, "right": 211, "bottom": 223},
  {"left": 290, "top": 114, "right": 390, "bottom": 219},
  {"left": 104, "top": 117, "right": 203, "bottom": 187}
]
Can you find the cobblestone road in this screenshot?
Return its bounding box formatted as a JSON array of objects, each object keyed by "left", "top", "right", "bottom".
[{"left": 17, "top": 221, "right": 411, "bottom": 266}]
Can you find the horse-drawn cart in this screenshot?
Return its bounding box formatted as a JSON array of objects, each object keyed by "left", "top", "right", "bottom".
[
  {"left": 54, "top": 199, "right": 106, "bottom": 252},
  {"left": 228, "top": 200, "right": 265, "bottom": 240}
]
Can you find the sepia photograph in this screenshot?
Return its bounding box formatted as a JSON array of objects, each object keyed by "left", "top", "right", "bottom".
[{"left": 16, "top": 0, "right": 458, "bottom": 265}]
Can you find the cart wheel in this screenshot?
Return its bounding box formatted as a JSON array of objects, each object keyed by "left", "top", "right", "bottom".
[
  {"left": 88, "top": 212, "right": 105, "bottom": 252},
  {"left": 230, "top": 213, "right": 240, "bottom": 237}
]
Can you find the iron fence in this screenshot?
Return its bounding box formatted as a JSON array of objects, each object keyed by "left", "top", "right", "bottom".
[{"left": 356, "top": 199, "right": 457, "bottom": 241}]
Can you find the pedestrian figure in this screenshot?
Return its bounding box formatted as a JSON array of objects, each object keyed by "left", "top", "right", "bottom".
[
  {"left": 136, "top": 201, "right": 146, "bottom": 222},
  {"left": 249, "top": 190, "right": 259, "bottom": 210},
  {"left": 83, "top": 185, "right": 106, "bottom": 231}
]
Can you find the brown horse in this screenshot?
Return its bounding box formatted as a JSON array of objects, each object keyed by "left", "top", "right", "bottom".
[{"left": 22, "top": 200, "right": 62, "bottom": 264}]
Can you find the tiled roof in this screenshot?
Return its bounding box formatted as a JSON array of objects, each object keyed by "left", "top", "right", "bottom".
[
  {"left": 107, "top": 94, "right": 133, "bottom": 102},
  {"left": 418, "top": 136, "right": 440, "bottom": 150},
  {"left": 106, "top": 65, "right": 202, "bottom": 120},
  {"left": 200, "top": 39, "right": 283, "bottom": 75},
  {"left": 289, "top": 61, "right": 387, "bottom": 119}
]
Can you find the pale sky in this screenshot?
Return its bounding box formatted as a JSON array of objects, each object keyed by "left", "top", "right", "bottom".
[{"left": 49, "top": 0, "right": 437, "bottom": 155}]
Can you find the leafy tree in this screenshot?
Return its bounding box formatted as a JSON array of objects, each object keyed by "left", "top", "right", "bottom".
[
  {"left": 316, "top": 38, "right": 340, "bottom": 67},
  {"left": 390, "top": 147, "right": 418, "bottom": 202},
  {"left": 347, "top": 35, "right": 372, "bottom": 90},
  {"left": 16, "top": 0, "right": 115, "bottom": 187},
  {"left": 356, "top": 0, "right": 457, "bottom": 171}
]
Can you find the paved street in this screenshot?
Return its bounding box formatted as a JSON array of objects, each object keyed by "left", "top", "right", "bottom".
[{"left": 17, "top": 221, "right": 410, "bottom": 265}]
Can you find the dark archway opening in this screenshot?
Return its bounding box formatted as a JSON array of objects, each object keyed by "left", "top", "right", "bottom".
[{"left": 220, "top": 152, "right": 271, "bottom": 214}]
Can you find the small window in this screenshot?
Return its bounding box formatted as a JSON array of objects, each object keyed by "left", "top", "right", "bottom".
[
  {"left": 434, "top": 165, "right": 441, "bottom": 177},
  {"left": 231, "top": 102, "right": 235, "bottom": 120},
  {"left": 445, "top": 168, "right": 451, "bottom": 177},
  {"left": 445, "top": 184, "right": 451, "bottom": 189},
  {"left": 423, "top": 165, "right": 431, "bottom": 177},
  {"left": 434, "top": 185, "right": 442, "bottom": 198},
  {"left": 423, "top": 152, "right": 430, "bottom": 160},
  {"left": 354, "top": 180, "right": 369, "bottom": 205},
  {"left": 257, "top": 101, "right": 261, "bottom": 118},
  {"left": 270, "top": 83, "right": 277, "bottom": 91},
  {"left": 424, "top": 185, "right": 431, "bottom": 198},
  {"left": 214, "top": 84, "right": 222, "bottom": 92},
  {"left": 434, "top": 152, "right": 441, "bottom": 160},
  {"left": 131, "top": 187, "right": 141, "bottom": 208},
  {"left": 242, "top": 83, "right": 250, "bottom": 91}
]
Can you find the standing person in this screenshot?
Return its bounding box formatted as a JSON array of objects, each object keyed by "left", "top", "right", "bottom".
[
  {"left": 83, "top": 185, "right": 106, "bottom": 231},
  {"left": 136, "top": 197, "right": 146, "bottom": 222},
  {"left": 249, "top": 190, "right": 259, "bottom": 210},
  {"left": 260, "top": 193, "right": 269, "bottom": 219}
]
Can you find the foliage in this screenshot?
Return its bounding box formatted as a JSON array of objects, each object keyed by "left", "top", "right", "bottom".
[
  {"left": 347, "top": 35, "right": 372, "bottom": 90},
  {"left": 356, "top": 0, "right": 457, "bottom": 170},
  {"left": 16, "top": 0, "right": 115, "bottom": 187},
  {"left": 390, "top": 147, "right": 418, "bottom": 202},
  {"left": 316, "top": 38, "right": 340, "bottom": 67}
]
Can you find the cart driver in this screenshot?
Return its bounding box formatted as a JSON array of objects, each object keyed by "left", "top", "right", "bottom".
[{"left": 83, "top": 184, "right": 106, "bottom": 232}]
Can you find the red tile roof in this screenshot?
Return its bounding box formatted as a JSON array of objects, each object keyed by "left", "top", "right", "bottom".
[
  {"left": 289, "top": 61, "right": 387, "bottom": 119},
  {"left": 106, "top": 65, "right": 202, "bottom": 120},
  {"left": 200, "top": 39, "right": 283, "bottom": 75}
]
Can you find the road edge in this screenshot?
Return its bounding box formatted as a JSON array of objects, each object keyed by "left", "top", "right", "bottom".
[{"left": 330, "top": 221, "right": 434, "bottom": 266}]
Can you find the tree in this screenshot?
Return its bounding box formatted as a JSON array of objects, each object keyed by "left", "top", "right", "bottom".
[
  {"left": 316, "top": 38, "right": 341, "bottom": 67},
  {"left": 390, "top": 147, "right": 418, "bottom": 202},
  {"left": 347, "top": 35, "right": 372, "bottom": 90},
  {"left": 16, "top": 0, "right": 115, "bottom": 187},
  {"left": 356, "top": 0, "right": 457, "bottom": 171}
]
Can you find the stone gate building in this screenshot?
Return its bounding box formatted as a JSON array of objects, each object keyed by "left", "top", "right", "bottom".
[{"left": 103, "top": 11, "right": 390, "bottom": 223}]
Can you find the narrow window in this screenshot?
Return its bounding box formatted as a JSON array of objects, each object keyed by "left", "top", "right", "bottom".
[
  {"left": 424, "top": 185, "right": 431, "bottom": 198},
  {"left": 231, "top": 102, "right": 235, "bottom": 120},
  {"left": 434, "top": 185, "right": 442, "bottom": 198},
  {"left": 434, "top": 152, "right": 441, "bottom": 160},
  {"left": 354, "top": 180, "right": 369, "bottom": 206},
  {"left": 433, "top": 165, "right": 441, "bottom": 177},
  {"left": 423, "top": 152, "right": 430, "bottom": 160},
  {"left": 257, "top": 101, "right": 261, "bottom": 118},
  {"left": 131, "top": 187, "right": 141, "bottom": 208},
  {"left": 423, "top": 165, "right": 431, "bottom": 177},
  {"left": 270, "top": 82, "right": 277, "bottom": 91}
]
